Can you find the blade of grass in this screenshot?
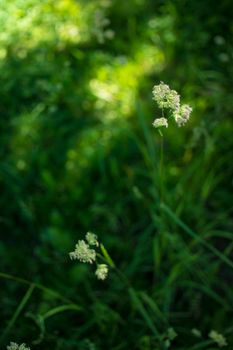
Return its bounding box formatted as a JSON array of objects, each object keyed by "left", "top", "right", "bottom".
[
  {"left": 100, "top": 244, "right": 115, "bottom": 268},
  {"left": 43, "top": 304, "right": 82, "bottom": 320},
  {"left": 181, "top": 281, "right": 229, "bottom": 309},
  {"left": 25, "top": 312, "right": 45, "bottom": 345},
  {"left": 129, "top": 288, "right": 159, "bottom": 338},
  {"left": 161, "top": 203, "right": 233, "bottom": 269},
  {"left": 140, "top": 291, "right": 168, "bottom": 325},
  {"left": 0, "top": 271, "right": 74, "bottom": 304},
  {"left": 188, "top": 338, "right": 227, "bottom": 350},
  {"left": 0, "top": 283, "right": 35, "bottom": 343}
]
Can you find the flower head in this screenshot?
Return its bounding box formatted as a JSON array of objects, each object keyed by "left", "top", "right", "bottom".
[
  {"left": 209, "top": 330, "right": 227, "bottom": 347},
  {"left": 7, "top": 343, "right": 30, "bottom": 350},
  {"left": 152, "top": 82, "right": 180, "bottom": 110},
  {"left": 174, "top": 104, "right": 192, "bottom": 127},
  {"left": 95, "top": 264, "right": 108, "bottom": 280},
  {"left": 152, "top": 117, "right": 168, "bottom": 128},
  {"left": 85, "top": 232, "right": 99, "bottom": 247},
  {"left": 70, "top": 240, "right": 96, "bottom": 264},
  {"left": 152, "top": 82, "right": 192, "bottom": 128}
]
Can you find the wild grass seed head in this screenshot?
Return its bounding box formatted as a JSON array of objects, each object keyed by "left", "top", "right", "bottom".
[
  {"left": 152, "top": 82, "right": 192, "bottom": 128},
  {"left": 7, "top": 343, "right": 30, "bottom": 350},
  {"left": 95, "top": 264, "right": 108, "bottom": 280},
  {"left": 70, "top": 233, "right": 109, "bottom": 281},
  {"left": 152, "top": 117, "right": 168, "bottom": 128},
  {"left": 209, "top": 330, "right": 227, "bottom": 347},
  {"left": 152, "top": 82, "right": 180, "bottom": 110},
  {"left": 86, "top": 232, "right": 99, "bottom": 246},
  {"left": 173, "top": 104, "right": 192, "bottom": 127},
  {"left": 69, "top": 240, "right": 96, "bottom": 264}
]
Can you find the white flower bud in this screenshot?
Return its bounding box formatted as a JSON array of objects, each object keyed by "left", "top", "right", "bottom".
[{"left": 86, "top": 232, "right": 99, "bottom": 247}]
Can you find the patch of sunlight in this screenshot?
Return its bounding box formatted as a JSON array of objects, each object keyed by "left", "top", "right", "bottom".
[
  {"left": 89, "top": 45, "right": 165, "bottom": 122},
  {"left": 0, "top": 48, "right": 7, "bottom": 59},
  {"left": 0, "top": 0, "right": 88, "bottom": 55},
  {"left": 64, "top": 45, "right": 164, "bottom": 181},
  {"left": 134, "top": 44, "right": 165, "bottom": 74}
]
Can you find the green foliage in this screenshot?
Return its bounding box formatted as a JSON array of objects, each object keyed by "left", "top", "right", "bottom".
[{"left": 1, "top": 0, "right": 233, "bottom": 349}]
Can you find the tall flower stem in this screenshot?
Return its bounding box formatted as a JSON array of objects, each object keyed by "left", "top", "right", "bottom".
[{"left": 159, "top": 133, "right": 164, "bottom": 206}]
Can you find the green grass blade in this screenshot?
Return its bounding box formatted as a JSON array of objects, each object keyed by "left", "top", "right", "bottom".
[
  {"left": 43, "top": 304, "right": 82, "bottom": 320},
  {"left": 161, "top": 203, "right": 233, "bottom": 269},
  {"left": 140, "top": 292, "right": 167, "bottom": 325},
  {"left": 0, "top": 271, "right": 74, "bottom": 304},
  {"left": 129, "top": 288, "right": 159, "bottom": 337},
  {"left": 0, "top": 283, "right": 35, "bottom": 343},
  {"left": 100, "top": 244, "right": 115, "bottom": 268}
]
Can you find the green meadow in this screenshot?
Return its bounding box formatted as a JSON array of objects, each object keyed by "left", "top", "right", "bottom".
[{"left": 0, "top": 0, "right": 232, "bottom": 349}]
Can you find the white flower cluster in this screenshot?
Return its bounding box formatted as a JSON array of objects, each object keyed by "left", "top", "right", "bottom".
[
  {"left": 95, "top": 264, "right": 108, "bottom": 280},
  {"left": 70, "top": 240, "right": 96, "bottom": 264},
  {"left": 152, "top": 82, "right": 192, "bottom": 128},
  {"left": 7, "top": 343, "right": 30, "bottom": 350},
  {"left": 152, "top": 117, "right": 168, "bottom": 128},
  {"left": 153, "top": 82, "right": 180, "bottom": 110},
  {"left": 86, "top": 232, "right": 99, "bottom": 247},
  {"left": 209, "top": 330, "right": 227, "bottom": 347},
  {"left": 173, "top": 104, "right": 192, "bottom": 127},
  {"left": 70, "top": 232, "right": 109, "bottom": 281}
]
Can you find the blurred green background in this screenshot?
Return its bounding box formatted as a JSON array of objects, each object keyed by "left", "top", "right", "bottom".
[{"left": 0, "top": 0, "right": 233, "bottom": 349}]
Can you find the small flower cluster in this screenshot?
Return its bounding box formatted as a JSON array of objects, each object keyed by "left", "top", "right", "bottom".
[
  {"left": 153, "top": 82, "right": 180, "bottom": 110},
  {"left": 152, "top": 82, "right": 192, "bottom": 128},
  {"left": 173, "top": 104, "right": 193, "bottom": 127},
  {"left": 70, "top": 239, "right": 96, "bottom": 263},
  {"left": 7, "top": 343, "right": 30, "bottom": 350},
  {"left": 95, "top": 264, "right": 108, "bottom": 280},
  {"left": 152, "top": 117, "right": 168, "bottom": 128},
  {"left": 69, "top": 232, "right": 108, "bottom": 281},
  {"left": 163, "top": 327, "right": 177, "bottom": 348},
  {"left": 209, "top": 330, "right": 227, "bottom": 347}
]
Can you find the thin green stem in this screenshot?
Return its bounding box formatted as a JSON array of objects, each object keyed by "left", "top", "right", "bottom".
[
  {"left": 0, "top": 284, "right": 35, "bottom": 343},
  {"left": 0, "top": 272, "right": 76, "bottom": 304},
  {"left": 159, "top": 108, "right": 165, "bottom": 205},
  {"left": 159, "top": 134, "right": 164, "bottom": 205}
]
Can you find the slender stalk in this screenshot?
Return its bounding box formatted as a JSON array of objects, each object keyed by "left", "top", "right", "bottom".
[
  {"left": 0, "top": 272, "right": 76, "bottom": 304},
  {"left": 159, "top": 107, "right": 165, "bottom": 205},
  {"left": 159, "top": 134, "right": 164, "bottom": 205},
  {"left": 0, "top": 284, "right": 35, "bottom": 343}
]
